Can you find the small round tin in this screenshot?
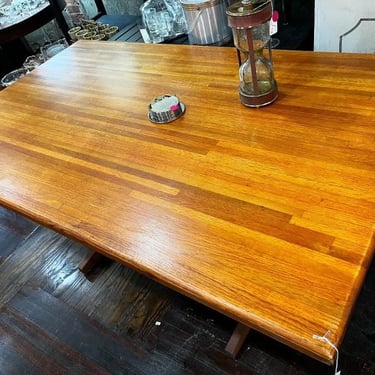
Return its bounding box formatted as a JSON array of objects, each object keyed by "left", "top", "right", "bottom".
[{"left": 148, "top": 95, "right": 185, "bottom": 124}]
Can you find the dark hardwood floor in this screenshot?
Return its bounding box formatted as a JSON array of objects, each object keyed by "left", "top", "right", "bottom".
[{"left": 0, "top": 204, "right": 374, "bottom": 374}]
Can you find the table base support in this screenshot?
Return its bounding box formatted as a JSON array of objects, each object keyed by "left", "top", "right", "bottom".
[
  {"left": 78, "top": 251, "right": 106, "bottom": 275},
  {"left": 225, "top": 323, "right": 251, "bottom": 357}
]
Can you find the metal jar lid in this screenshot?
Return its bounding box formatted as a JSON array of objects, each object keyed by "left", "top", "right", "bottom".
[
  {"left": 148, "top": 95, "right": 186, "bottom": 124},
  {"left": 226, "top": 0, "right": 272, "bottom": 28}
]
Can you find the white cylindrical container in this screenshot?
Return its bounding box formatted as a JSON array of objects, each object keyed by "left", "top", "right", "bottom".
[{"left": 180, "top": 0, "right": 231, "bottom": 45}]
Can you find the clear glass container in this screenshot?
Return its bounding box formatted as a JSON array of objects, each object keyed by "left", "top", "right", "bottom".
[
  {"left": 1, "top": 68, "right": 30, "bottom": 88},
  {"left": 234, "top": 22, "right": 273, "bottom": 95},
  {"left": 140, "top": 0, "right": 187, "bottom": 43}
]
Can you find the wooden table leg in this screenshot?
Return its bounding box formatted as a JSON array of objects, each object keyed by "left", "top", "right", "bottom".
[
  {"left": 78, "top": 251, "right": 106, "bottom": 276},
  {"left": 225, "top": 322, "right": 251, "bottom": 357}
]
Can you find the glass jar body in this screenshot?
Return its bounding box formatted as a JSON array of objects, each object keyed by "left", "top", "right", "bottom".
[
  {"left": 141, "top": 0, "right": 187, "bottom": 43},
  {"left": 239, "top": 52, "right": 275, "bottom": 96}
]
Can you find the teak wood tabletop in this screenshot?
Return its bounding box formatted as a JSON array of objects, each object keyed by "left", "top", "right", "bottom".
[{"left": 0, "top": 40, "right": 375, "bottom": 365}]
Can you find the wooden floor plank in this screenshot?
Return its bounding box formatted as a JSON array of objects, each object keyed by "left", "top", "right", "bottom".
[
  {"left": 1, "top": 286, "right": 166, "bottom": 374},
  {"left": 0, "top": 226, "right": 87, "bottom": 307},
  {"left": 0, "top": 205, "right": 38, "bottom": 262},
  {"left": 0, "top": 309, "right": 90, "bottom": 375},
  {"left": 58, "top": 260, "right": 173, "bottom": 341},
  {"left": 0, "top": 336, "right": 43, "bottom": 375}
]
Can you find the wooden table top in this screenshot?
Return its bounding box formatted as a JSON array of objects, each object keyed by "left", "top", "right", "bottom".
[{"left": 1, "top": 40, "right": 375, "bottom": 365}]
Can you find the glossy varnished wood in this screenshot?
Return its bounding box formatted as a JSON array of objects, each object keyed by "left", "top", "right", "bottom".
[
  {"left": 0, "top": 206, "right": 374, "bottom": 374},
  {"left": 0, "top": 41, "right": 375, "bottom": 365}
]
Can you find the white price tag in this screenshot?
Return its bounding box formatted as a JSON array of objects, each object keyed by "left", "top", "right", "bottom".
[{"left": 270, "top": 10, "right": 279, "bottom": 36}]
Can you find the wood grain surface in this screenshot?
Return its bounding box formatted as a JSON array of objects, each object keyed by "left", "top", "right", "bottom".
[{"left": 0, "top": 40, "right": 374, "bottom": 365}]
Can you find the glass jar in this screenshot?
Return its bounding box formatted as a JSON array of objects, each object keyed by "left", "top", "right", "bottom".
[{"left": 140, "top": 0, "right": 187, "bottom": 43}]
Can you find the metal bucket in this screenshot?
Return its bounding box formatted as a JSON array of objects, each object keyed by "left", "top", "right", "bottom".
[{"left": 180, "top": 0, "right": 231, "bottom": 45}]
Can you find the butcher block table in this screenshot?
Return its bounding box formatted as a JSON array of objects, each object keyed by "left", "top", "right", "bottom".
[{"left": 0, "top": 40, "right": 375, "bottom": 366}]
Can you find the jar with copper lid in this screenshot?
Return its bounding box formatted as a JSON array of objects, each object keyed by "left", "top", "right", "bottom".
[{"left": 226, "top": 0, "right": 278, "bottom": 107}]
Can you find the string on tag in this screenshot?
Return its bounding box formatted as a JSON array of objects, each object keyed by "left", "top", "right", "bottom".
[{"left": 312, "top": 331, "right": 341, "bottom": 375}]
